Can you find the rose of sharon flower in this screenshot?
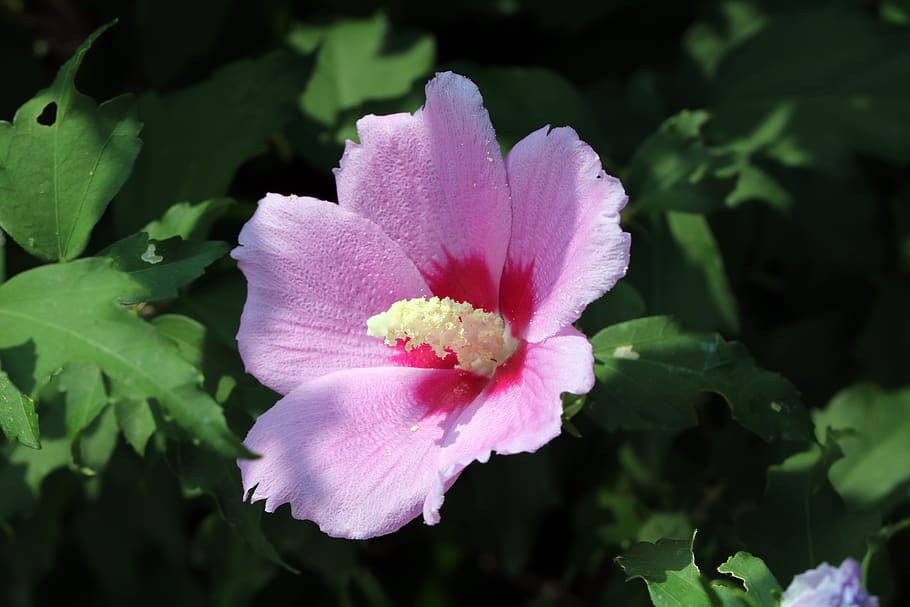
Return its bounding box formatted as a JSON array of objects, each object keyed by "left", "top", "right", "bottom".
[
  {"left": 232, "top": 72, "right": 630, "bottom": 539},
  {"left": 781, "top": 559, "right": 879, "bottom": 607}
]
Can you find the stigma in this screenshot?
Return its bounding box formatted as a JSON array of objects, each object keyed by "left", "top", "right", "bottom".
[{"left": 366, "top": 296, "right": 517, "bottom": 377}]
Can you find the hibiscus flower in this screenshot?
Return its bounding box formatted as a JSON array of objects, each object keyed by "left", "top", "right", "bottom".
[{"left": 232, "top": 72, "right": 630, "bottom": 539}]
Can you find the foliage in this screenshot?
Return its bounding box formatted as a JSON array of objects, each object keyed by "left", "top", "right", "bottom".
[{"left": 0, "top": 1, "right": 907, "bottom": 605}]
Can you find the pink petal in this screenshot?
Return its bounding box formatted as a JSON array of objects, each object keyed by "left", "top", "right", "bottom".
[
  {"left": 423, "top": 326, "right": 594, "bottom": 524},
  {"left": 334, "top": 72, "right": 511, "bottom": 312},
  {"left": 501, "top": 126, "right": 631, "bottom": 342},
  {"left": 239, "top": 366, "right": 486, "bottom": 539},
  {"left": 232, "top": 194, "right": 431, "bottom": 395}
]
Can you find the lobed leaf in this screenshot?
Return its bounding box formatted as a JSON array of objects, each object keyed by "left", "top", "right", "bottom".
[
  {"left": 100, "top": 232, "right": 228, "bottom": 304},
  {"left": 738, "top": 440, "right": 881, "bottom": 583},
  {"left": 293, "top": 13, "right": 435, "bottom": 127},
  {"left": 589, "top": 316, "right": 812, "bottom": 441},
  {"left": 0, "top": 21, "right": 142, "bottom": 261},
  {"left": 616, "top": 534, "right": 716, "bottom": 607},
  {"left": 0, "top": 258, "right": 248, "bottom": 458},
  {"left": 54, "top": 362, "right": 107, "bottom": 444},
  {"left": 717, "top": 551, "right": 782, "bottom": 607}
]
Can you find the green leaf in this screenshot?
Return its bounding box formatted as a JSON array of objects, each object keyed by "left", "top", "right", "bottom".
[
  {"left": 54, "top": 362, "right": 107, "bottom": 443},
  {"left": 814, "top": 384, "right": 910, "bottom": 509},
  {"left": 717, "top": 552, "right": 782, "bottom": 607},
  {"left": 0, "top": 366, "right": 39, "bottom": 448},
  {"left": 286, "top": 14, "right": 434, "bottom": 171},
  {"left": 665, "top": 212, "right": 740, "bottom": 333},
  {"left": 294, "top": 14, "right": 435, "bottom": 127},
  {"left": 143, "top": 198, "right": 234, "bottom": 241},
  {"left": 0, "top": 21, "right": 142, "bottom": 261},
  {"left": 626, "top": 110, "right": 735, "bottom": 214},
  {"left": 151, "top": 313, "right": 276, "bottom": 418},
  {"left": 113, "top": 397, "right": 156, "bottom": 456},
  {"left": 589, "top": 316, "right": 812, "bottom": 441},
  {"left": 616, "top": 534, "right": 716, "bottom": 607},
  {"left": 113, "top": 52, "right": 304, "bottom": 233},
  {"left": 100, "top": 232, "right": 228, "bottom": 304},
  {"left": 710, "top": 9, "right": 910, "bottom": 168},
  {"left": 74, "top": 402, "right": 119, "bottom": 474},
  {"left": 0, "top": 258, "right": 248, "bottom": 458},
  {"left": 3, "top": 394, "right": 71, "bottom": 499},
  {"left": 738, "top": 441, "right": 881, "bottom": 584}
]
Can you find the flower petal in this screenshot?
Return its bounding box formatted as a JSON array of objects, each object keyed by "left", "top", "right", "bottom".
[
  {"left": 335, "top": 72, "right": 511, "bottom": 312},
  {"left": 239, "top": 366, "right": 486, "bottom": 539},
  {"left": 232, "top": 194, "right": 431, "bottom": 395},
  {"left": 423, "top": 326, "right": 594, "bottom": 523},
  {"left": 500, "top": 126, "right": 631, "bottom": 342}
]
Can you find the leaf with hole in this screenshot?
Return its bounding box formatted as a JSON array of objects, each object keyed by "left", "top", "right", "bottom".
[
  {"left": 616, "top": 534, "right": 716, "bottom": 607},
  {"left": 0, "top": 21, "right": 142, "bottom": 261},
  {"left": 717, "top": 551, "right": 782, "bottom": 607}
]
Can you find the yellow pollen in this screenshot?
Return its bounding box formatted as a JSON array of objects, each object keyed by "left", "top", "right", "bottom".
[{"left": 366, "top": 296, "right": 516, "bottom": 376}]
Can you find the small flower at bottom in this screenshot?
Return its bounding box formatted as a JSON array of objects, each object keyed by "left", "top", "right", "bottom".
[
  {"left": 781, "top": 558, "right": 879, "bottom": 607},
  {"left": 231, "top": 71, "right": 630, "bottom": 539}
]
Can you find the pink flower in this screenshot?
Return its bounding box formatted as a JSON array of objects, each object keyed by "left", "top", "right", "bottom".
[{"left": 232, "top": 72, "right": 630, "bottom": 539}]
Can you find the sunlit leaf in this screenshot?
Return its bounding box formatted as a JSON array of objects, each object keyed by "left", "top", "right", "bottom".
[
  {"left": 0, "top": 258, "right": 248, "bottom": 458},
  {"left": 53, "top": 362, "right": 107, "bottom": 443},
  {"left": 815, "top": 384, "right": 910, "bottom": 510},
  {"left": 143, "top": 198, "right": 234, "bottom": 241},
  {"left": 717, "top": 551, "right": 782, "bottom": 607},
  {"left": 0, "top": 21, "right": 142, "bottom": 261},
  {"left": 113, "top": 396, "right": 156, "bottom": 456},
  {"left": 293, "top": 14, "right": 435, "bottom": 127},
  {"left": 0, "top": 366, "right": 39, "bottom": 448},
  {"left": 287, "top": 14, "right": 434, "bottom": 170}
]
